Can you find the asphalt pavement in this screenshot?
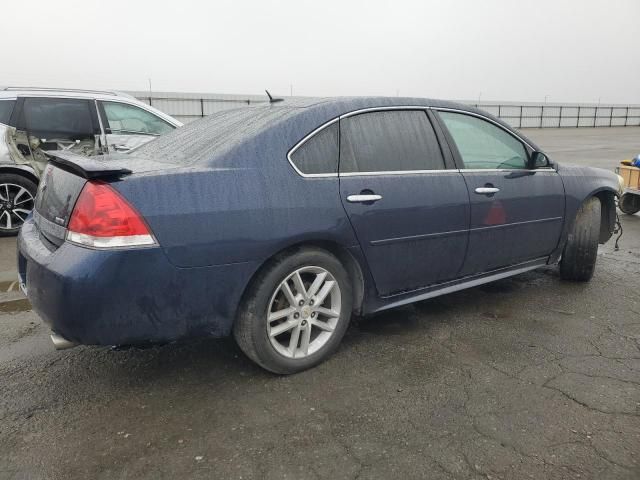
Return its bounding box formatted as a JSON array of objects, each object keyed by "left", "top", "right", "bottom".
[{"left": 0, "top": 127, "right": 639, "bottom": 479}]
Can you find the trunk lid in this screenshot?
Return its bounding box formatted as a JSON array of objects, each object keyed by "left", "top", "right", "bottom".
[
  {"left": 34, "top": 163, "right": 88, "bottom": 247},
  {"left": 34, "top": 151, "right": 181, "bottom": 247}
]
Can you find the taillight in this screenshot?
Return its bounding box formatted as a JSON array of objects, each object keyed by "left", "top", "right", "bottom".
[{"left": 66, "top": 181, "right": 156, "bottom": 248}]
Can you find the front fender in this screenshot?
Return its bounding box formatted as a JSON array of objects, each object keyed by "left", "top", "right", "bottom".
[{"left": 550, "top": 164, "right": 619, "bottom": 263}]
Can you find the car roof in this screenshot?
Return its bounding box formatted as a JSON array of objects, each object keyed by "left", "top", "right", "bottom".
[
  {"left": 0, "top": 86, "right": 136, "bottom": 101},
  {"left": 0, "top": 86, "right": 182, "bottom": 127},
  {"left": 133, "top": 95, "right": 528, "bottom": 167},
  {"left": 258, "top": 95, "right": 468, "bottom": 111}
]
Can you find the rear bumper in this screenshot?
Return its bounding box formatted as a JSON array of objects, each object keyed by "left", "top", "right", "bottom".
[{"left": 17, "top": 217, "right": 257, "bottom": 346}]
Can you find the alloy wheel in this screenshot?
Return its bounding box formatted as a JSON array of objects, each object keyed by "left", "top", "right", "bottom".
[
  {"left": 267, "top": 266, "right": 342, "bottom": 359},
  {"left": 0, "top": 183, "right": 35, "bottom": 231}
]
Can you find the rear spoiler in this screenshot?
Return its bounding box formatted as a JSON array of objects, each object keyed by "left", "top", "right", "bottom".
[{"left": 44, "top": 150, "right": 132, "bottom": 179}]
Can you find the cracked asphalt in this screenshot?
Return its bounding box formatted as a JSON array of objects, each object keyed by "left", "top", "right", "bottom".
[{"left": 1, "top": 127, "right": 639, "bottom": 479}]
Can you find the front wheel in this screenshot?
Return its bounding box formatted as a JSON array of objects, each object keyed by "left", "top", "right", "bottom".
[
  {"left": 234, "top": 248, "right": 352, "bottom": 374},
  {"left": 0, "top": 174, "right": 38, "bottom": 237},
  {"left": 560, "top": 197, "right": 601, "bottom": 282}
]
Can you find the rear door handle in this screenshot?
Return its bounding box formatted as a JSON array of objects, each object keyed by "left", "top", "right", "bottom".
[
  {"left": 346, "top": 194, "right": 382, "bottom": 203},
  {"left": 474, "top": 187, "right": 500, "bottom": 195}
]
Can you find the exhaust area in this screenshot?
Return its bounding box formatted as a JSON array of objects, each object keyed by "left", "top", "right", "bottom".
[{"left": 50, "top": 333, "right": 78, "bottom": 350}]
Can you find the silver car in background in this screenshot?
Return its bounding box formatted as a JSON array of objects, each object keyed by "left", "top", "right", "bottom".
[{"left": 0, "top": 87, "right": 182, "bottom": 235}]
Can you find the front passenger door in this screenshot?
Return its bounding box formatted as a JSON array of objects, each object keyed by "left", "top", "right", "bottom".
[
  {"left": 436, "top": 110, "right": 565, "bottom": 276},
  {"left": 97, "top": 101, "right": 174, "bottom": 153}
]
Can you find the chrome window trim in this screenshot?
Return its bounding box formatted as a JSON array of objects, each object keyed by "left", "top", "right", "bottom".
[
  {"left": 433, "top": 107, "right": 536, "bottom": 152},
  {"left": 340, "top": 169, "right": 455, "bottom": 177},
  {"left": 287, "top": 105, "right": 554, "bottom": 179},
  {"left": 338, "top": 106, "right": 450, "bottom": 176},
  {"left": 338, "top": 105, "right": 430, "bottom": 119},
  {"left": 286, "top": 117, "right": 340, "bottom": 178}
]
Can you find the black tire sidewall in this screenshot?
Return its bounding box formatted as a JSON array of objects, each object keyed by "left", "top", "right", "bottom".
[
  {"left": 242, "top": 249, "right": 353, "bottom": 374},
  {"left": 560, "top": 197, "right": 601, "bottom": 281},
  {"left": 619, "top": 193, "right": 640, "bottom": 215},
  {"left": 0, "top": 173, "right": 38, "bottom": 237}
]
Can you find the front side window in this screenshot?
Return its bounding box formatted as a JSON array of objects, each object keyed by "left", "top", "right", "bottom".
[
  {"left": 0, "top": 100, "right": 15, "bottom": 125},
  {"left": 20, "top": 97, "right": 96, "bottom": 139},
  {"left": 340, "top": 110, "right": 445, "bottom": 173},
  {"left": 438, "top": 112, "right": 528, "bottom": 169},
  {"left": 289, "top": 122, "right": 338, "bottom": 174},
  {"left": 101, "top": 101, "right": 174, "bottom": 136}
]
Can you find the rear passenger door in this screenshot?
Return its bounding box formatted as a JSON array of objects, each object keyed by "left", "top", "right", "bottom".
[
  {"left": 339, "top": 109, "right": 470, "bottom": 296},
  {"left": 435, "top": 110, "right": 565, "bottom": 275},
  {"left": 97, "top": 100, "right": 175, "bottom": 153}
]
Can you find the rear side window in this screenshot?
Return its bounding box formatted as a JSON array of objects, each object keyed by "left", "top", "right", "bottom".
[
  {"left": 100, "top": 101, "right": 174, "bottom": 136},
  {"left": 339, "top": 110, "right": 444, "bottom": 173},
  {"left": 0, "top": 100, "right": 15, "bottom": 125},
  {"left": 438, "top": 111, "right": 528, "bottom": 169},
  {"left": 289, "top": 122, "right": 339, "bottom": 174},
  {"left": 20, "top": 97, "right": 96, "bottom": 139}
]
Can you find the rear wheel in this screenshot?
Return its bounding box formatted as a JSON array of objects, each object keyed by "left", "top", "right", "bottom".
[
  {"left": 618, "top": 192, "right": 640, "bottom": 215},
  {"left": 234, "top": 248, "right": 352, "bottom": 374},
  {"left": 560, "top": 197, "right": 601, "bottom": 282},
  {"left": 0, "top": 174, "right": 37, "bottom": 237}
]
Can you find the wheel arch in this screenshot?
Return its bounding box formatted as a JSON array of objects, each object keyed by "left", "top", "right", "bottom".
[
  {"left": 238, "top": 239, "right": 367, "bottom": 320},
  {"left": 590, "top": 187, "right": 617, "bottom": 244},
  {"left": 0, "top": 164, "right": 40, "bottom": 184}
]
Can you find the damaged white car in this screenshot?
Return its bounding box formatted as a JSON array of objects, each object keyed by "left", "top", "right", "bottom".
[{"left": 0, "top": 87, "right": 182, "bottom": 235}]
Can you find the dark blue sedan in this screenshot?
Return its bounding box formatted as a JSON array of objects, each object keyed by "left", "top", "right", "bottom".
[{"left": 17, "top": 97, "right": 622, "bottom": 373}]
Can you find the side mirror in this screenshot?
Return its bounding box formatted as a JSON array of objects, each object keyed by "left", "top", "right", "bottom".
[{"left": 530, "top": 151, "right": 552, "bottom": 169}]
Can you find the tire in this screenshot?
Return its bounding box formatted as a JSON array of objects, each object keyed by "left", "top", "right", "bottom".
[
  {"left": 0, "top": 173, "right": 38, "bottom": 237},
  {"left": 560, "top": 197, "right": 601, "bottom": 282},
  {"left": 618, "top": 193, "right": 640, "bottom": 215},
  {"left": 234, "top": 248, "right": 353, "bottom": 374}
]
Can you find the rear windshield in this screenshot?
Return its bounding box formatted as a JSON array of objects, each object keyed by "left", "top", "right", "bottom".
[
  {"left": 0, "top": 100, "right": 15, "bottom": 125},
  {"left": 132, "top": 106, "right": 297, "bottom": 165}
]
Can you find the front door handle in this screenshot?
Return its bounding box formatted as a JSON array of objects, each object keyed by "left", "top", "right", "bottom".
[
  {"left": 113, "top": 144, "right": 131, "bottom": 152},
  {"left": 474, "top": 187, "right": 500, "bottom": 195},
  {"left": 347, "top": 194, "right": 382, "bottom": 203}
]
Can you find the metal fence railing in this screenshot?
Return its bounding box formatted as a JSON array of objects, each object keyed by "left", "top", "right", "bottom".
[
  {"left": 472, "top": 104, "right": 640, "bottom": 129},
  {"left": 129, "top": 92, "right": 268, "bottom": 125},
  {"left": 130, "top": 92, "right": 640, "bottom": 128}
]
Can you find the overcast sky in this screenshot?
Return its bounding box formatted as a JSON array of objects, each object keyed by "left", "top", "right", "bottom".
[{"left": 2, "top": 0, "right": 639, "bottom": 104}]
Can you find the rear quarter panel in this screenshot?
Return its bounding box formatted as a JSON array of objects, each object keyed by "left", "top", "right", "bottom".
[{"left": 113, "top": 166, "right": 357, "bottom": 268}]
